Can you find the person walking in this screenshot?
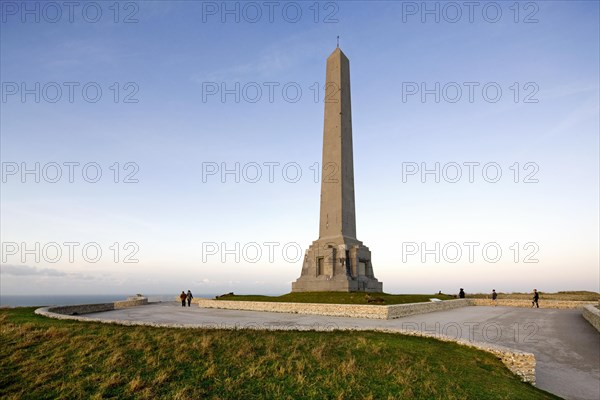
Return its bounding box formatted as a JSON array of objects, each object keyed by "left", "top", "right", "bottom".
[
  {"left": 179, "top": 291, "right": 187, "bottom": 307},
  {"left": 532, "top": 289, "right": 539, "bottom": 308},
  {"left": 492, "top": 289, "right": 497, "bottom": 306},
  {"left": 459, "top": 288, "right": 465, "bottom": 299},
  {"left": 186, "top": 290, "right": 193, "bottom": 307}
]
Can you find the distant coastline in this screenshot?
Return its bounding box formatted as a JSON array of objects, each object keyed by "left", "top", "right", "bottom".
[{"left": 0, "top": 294, "right": 220, "bottom": 307}]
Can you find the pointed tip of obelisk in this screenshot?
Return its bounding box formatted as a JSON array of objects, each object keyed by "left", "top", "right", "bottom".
[{"left": 328, "top": 46, "right": 348, "bottom": 61}]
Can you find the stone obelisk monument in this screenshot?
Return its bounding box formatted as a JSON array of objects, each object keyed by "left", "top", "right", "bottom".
[{"left": 292, "top": 47, "right": 383, "bottom": 292}]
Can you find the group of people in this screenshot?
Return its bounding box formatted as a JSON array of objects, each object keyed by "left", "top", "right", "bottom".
[
  {"left": 458, "top": 288, "right": 540, "bottom": 308},
  {"left": 179, "top": 290, "right": 193, "bottom": 307}
]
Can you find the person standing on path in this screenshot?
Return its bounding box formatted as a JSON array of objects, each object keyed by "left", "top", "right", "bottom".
[
  {"left": 532, "top": 289, "right": 539, "bottom": 308},
  {"left": 492, "top": 289, "right": 497, "bottom": 306},
  {"left": 186, "top": 290, "right": 193, "bottom": 307},
  {"left": 459, "top": 288, "right": 465, "bottom": 299},
  {"left": 179, "top": 291, "right": 187, "bottom": 307}
]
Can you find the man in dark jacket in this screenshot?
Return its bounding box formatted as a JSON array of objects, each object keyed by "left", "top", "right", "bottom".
[
  {"left": 532, "top": 289, "right": 539, "bottom": 308},
  {"left": 459, "top": 288, "right": 465, "bottom": 299}
]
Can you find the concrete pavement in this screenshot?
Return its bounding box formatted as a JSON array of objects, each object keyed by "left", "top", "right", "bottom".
[{"left": 85, "top": 303, "right": 599, "bottom": 400}]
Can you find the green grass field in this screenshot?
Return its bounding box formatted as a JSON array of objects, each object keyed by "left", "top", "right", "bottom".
[
  {"left": 0, "top": 307, "right": 560, "bottom": 399},
  {"left": 214, "top": 292, "right": 455, "bottom": 305}
]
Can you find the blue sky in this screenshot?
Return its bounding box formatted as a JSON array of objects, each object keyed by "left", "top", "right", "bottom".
[{"left": 1, "top": 0, "right": 598, "bottom": 296}]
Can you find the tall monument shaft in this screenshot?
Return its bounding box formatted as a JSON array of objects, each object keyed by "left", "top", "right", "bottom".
[
  {"left": 319, "top": 48, "right": 357, "bottom": 240},
  {"left": 292, "top": 47, "right": 382, "bottom": 293}
]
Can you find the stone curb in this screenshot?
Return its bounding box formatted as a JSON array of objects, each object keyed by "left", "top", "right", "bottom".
[{"left": 34, "top": 304, "right": 535, "bottom": 385}]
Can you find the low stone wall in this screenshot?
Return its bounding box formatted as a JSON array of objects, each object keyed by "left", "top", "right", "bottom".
[
  {"left": 198, "top": 297, "right": 595, "bottom": 319},
  {"left": 387, "top": 299, "right": 469, "bottom": 318},
  {"left": 582, "top": 304, "right": 600, "bottom": 333},
  {"left": 197, "top": 299, "right": 390, "bottom": 319},
  {"left": 44, "top": 297, "right": 148, "bottom": 315},
  {"left": 198, "top": 299, "right": 471, "bottom": 320},
  {"left": 47, "top": 303, "right": 115, "bottom": 315},
  {"left": 468, "top": 299, "right": 595, "bottom": 309},
  {"left": 114, "top": 297, "right": 148, "bottom": 309}
]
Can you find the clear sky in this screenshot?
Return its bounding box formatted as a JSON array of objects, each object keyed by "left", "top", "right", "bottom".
[{"left": 1, "top": 0, "right": 598, "bottom": 296}]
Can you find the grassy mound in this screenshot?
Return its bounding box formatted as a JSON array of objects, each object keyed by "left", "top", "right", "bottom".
[
  {"left": 466, "top": 291, "right": 599, "bottom": 301},
  {"left": 0, "top": 308, "right": 558, "bottom": 399},
  {"left": 214, "top": 292, "right": 455, "bottom": 305}
]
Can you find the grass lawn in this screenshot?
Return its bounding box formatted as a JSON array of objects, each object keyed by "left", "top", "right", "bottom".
[
  {"left": 0, "top": 308, "right": 560, "bottom": 400},
  {"left": 214, "top": 292, "right": 455, "bottom": 305}
]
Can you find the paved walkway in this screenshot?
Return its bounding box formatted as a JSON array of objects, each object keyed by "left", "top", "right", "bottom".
[{"left": 85, "top": 303, "right": 599, "bottom": 400}]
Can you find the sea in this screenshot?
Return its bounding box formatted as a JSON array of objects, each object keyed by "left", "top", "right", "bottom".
[{"left": 0, "top": 294, "right": 221, "bottom": 307}]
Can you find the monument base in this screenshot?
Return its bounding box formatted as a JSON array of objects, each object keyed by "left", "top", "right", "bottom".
[
  {"left": 292, "top": 238, "right": 383, "bottom": 293},
  {"left": 291, "top": 276, "right": 383, "bottom": 293}
]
